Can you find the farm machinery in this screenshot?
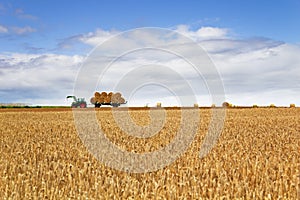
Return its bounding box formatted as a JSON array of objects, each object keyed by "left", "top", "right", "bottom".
[{"left": 66, "top": 96, "right": 87, "bottom": 108}]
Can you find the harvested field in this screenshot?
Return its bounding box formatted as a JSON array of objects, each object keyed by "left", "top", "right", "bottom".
[{"left": 0, "top": 108, "right": 299, "bottom": 199}]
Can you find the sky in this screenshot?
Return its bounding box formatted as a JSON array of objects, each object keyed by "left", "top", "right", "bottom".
[{"left": 0, "top": 0, "right": 299, "bottom": 106}]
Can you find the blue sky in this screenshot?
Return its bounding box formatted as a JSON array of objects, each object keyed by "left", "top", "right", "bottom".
[
  {"left": 0, "top": 0, "right": 300, "bottom": 106},
  {"left": 1, "top": 0, "right": 299, "bottom": 53}
]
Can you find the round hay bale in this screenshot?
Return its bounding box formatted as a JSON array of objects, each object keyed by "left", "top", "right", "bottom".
[
  {"left": 114, "top": 92, "right": 121, "bottom": 97},
  {"left": 120, "top": 97, "right": 125, "bottom": 104},
  {"left": 94, "top": 92, "right": 101, "bottom": 98},
  {"left": 222, "top": 102, "right": 230, "bottom": 108},
  {"left": 108, "top": 92, "right": 113, "bottom": 96},
  {"left": 194, "top": 103, "right": 199, "bottom": 108},
  {"left": 111, "top": 96, "right": 116, "bottom": 103},
  {"left": 98, "top": 97, "right": 104, "bottom": 103},
  {"left": 90, "top": 97, "right": 96, "bottom": 104},
  {"left": 95, "top": 96, "right": 101, "bottom": 102},
  {"left": 106, "top": 96, "right": 112, "bottom": 102},
  {"left": 290, "top": 103, "right": 295, "bottom": 108},
  {"left": 157, "top": 102, "right": 161, "bottom": 108},
  {"left": 104, "top": 97, "right": 111, "bottom": 103},
  {"left": 111, "top": 94, "right": 120, "bottom": 103},
  {"left": 253, "top": 104, "right": 258, "bottom": 108},
  {"left": 211, "top": 104, "right": 216, "bottom": 108},
  {"left": 101, "top": 92, "right": 107, "bottom": 97},
  {"left": 270, "top": 104, "right": 276, "bottom": 108}
]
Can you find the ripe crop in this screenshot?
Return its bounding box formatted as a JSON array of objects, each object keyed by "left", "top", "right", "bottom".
[{"left": 0, "top": 108, "right": 299, "bottom": 199}]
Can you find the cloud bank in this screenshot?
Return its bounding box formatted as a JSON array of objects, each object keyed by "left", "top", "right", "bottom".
[
  {"left": 0, "top": 26, "right": 299, "bottom": 106},
  {"left": 0, "top": 24, "right": 36, "bottom": 35},
  {"left": 0, "top": 53, "right": 83, "bottom": 105}
]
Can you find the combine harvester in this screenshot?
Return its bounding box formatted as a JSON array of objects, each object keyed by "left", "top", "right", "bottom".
[
  {"left": 90, "top": 92, "right": 127, "bottom": 107},
  {"left": 66, "top": 96, "right": 87, "bottom": 108}
]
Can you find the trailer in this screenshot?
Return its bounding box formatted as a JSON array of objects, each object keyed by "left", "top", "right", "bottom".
[
  {"left": 90, "top": 92, "right": 126, "bottom": 108},
  {"left": 94, "top": 101, "right": 127, "bottom": 108}
]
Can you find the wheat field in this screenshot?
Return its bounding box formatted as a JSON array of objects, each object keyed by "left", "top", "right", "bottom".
[{"left": 0, "top": 108, "right": 299, "bottom": 199}]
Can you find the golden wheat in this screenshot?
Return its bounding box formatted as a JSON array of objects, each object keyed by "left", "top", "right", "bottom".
[{"left": 0, "top": 108, "right": 299, "bottom": 199}]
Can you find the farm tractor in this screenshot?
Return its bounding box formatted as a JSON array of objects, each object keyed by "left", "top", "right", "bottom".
[{"left": 66, "top": 96, "right": 87, "bottom": 108}]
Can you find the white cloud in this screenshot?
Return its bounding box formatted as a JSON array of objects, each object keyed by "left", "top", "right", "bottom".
[
  {"left": 74, "top": 27, "right": 300, "bottom": 106},
  {"left": 0, "top": 24, "right": 36, "bottom": 35},
  {"left": 1, "top": 26, "right": 300, "bottom": 106},
  {"left": 15, "top": 8, "right": 38, "bottom": 20},
  {"left": 175, "top": 25, "right": 228, "bottom": 40},
  {"left": 0, "top": 53, "right": 83, "bottom": 105},
  {"left": 0, "top": 25, "right": 8, "bottom": 33},
  {"left": 79, "top": 28, "right": 119, "bottom": 46},
  {"left": 196, "top": 27, "right": 228, "bottom": 38},
  {"left": 11, "top": 26, "right": 36, "bottom": 34},
  {"left": 78, "top": 26, "right": 229, "bottom": 48}
]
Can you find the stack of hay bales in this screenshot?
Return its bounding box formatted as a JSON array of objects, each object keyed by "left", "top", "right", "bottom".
[{"left": 90, "top": 91, "right": 125, "bottom": 104}]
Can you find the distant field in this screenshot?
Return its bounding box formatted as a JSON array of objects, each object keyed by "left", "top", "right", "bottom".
[
  {"left": 0, "top": 108, "right": 299, "bottom": 199},
  {"left": 0, "top": 105, "right": 69, "bottom": 109}
]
